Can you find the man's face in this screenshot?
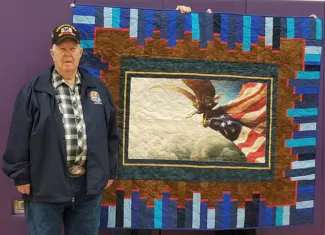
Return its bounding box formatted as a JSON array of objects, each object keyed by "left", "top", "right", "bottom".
[{"left": 50, "top": 38, "right": 83, "bottom": 74}]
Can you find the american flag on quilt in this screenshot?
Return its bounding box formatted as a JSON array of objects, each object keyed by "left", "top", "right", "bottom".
[{"left": 223, "top": 82, "right": 267, "bottom": 163}]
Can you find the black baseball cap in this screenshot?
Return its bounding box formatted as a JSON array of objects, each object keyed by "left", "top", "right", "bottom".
[{"left": 51, "top": 24, "right": 80, "bottom": 45}]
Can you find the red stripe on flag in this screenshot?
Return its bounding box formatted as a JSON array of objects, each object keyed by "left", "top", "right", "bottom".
[
  {"left": 230, "top": 97, "right": 267, "bottom": 120},
  {"left": 226, "top": 83, "right": 266, "bottom": 110},
  {"left": 246, "top": 142, "right": 266, "bottom": 163},
  {"left": 236, "top": 129, "right": 261, "bottom": 149}
]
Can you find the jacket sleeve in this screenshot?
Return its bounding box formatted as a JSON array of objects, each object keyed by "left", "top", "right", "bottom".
[
  {"left": 2, "top": 83, "right": 35, "bottom": 186},
  {"left": 102, "top": 83, "right": 119, "bottom": 180}
]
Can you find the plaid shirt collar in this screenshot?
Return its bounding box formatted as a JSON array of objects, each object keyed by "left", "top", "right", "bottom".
[{"left": 51, "top": 69, "right": 81, "bottom": 89}]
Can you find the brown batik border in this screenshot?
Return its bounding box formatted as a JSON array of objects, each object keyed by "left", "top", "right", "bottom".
[{"left": 94, "top": 28, "right": 304, "bottom": 207}]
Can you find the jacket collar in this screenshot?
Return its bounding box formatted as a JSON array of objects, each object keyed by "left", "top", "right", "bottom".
[
  {"left": 34, "top": 65, "right": 97, "bottom": 95},
  {"left": 51, "top": 69, "right": 81, "bottom": 89}
]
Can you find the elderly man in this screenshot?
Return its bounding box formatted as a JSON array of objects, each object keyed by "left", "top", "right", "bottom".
[{"left": 2, "top": 24, "right": 118, "bottom": 235}]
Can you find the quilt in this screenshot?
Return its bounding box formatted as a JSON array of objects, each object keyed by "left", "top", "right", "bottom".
[{"left": 72, "top": 3, "right": 323, "bottom": 230}]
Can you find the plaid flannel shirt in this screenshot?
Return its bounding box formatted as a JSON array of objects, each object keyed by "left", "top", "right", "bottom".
[{"left": 52, "top": 69, "right": 87, "bottom": 167}]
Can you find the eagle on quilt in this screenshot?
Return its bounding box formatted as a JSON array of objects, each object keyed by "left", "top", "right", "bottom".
[{"left": 72, "top": 3, "right": 323, "bottom": 230}]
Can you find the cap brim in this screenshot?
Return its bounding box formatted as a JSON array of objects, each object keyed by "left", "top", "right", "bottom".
[{"left": 54, "top": 35, "right": 80, "bottom": 45}]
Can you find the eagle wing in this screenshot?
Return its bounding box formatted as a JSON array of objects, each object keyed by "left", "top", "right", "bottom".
[{"left": 182, "top": 79, "right": 216, "bottom": 102}]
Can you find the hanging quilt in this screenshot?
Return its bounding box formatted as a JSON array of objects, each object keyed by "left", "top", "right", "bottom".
[{"left": 72, "top": 3, "right": 323, "bottom": 230}]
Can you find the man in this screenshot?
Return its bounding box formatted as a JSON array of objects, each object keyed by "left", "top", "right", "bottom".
[{"left": 2, "top": 24, "right": 118, "bottom": 235}]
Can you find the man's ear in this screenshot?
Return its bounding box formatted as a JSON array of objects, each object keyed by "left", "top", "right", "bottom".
[
  {"left": 50, "top": 48, "right": 54, "bottom": 58},
  {"left": 80, "top": 47, "right": 83, "bottom": 56}
]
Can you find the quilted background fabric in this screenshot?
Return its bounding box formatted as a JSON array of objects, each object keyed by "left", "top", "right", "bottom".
[{"left": 72, "top": 3, "right": 323, "bottom": 230}]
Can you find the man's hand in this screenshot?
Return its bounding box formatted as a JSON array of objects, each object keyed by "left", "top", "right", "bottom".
[
  {"left": 104, "top": 179, "right": 114, "bottom": 189},
  {"left": 176, "top": 5, "right": 191, "bottom": 14},
  {"left": 176, "top": 5, "right": 212, "bottom": 14},
  {"left": 17, "top": 184, "right": 30, "bottom": 195}
]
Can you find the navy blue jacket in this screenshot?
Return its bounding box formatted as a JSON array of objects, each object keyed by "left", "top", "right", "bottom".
[{"left": 2, "top": 66, "right": 119, "bottom": 203}]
